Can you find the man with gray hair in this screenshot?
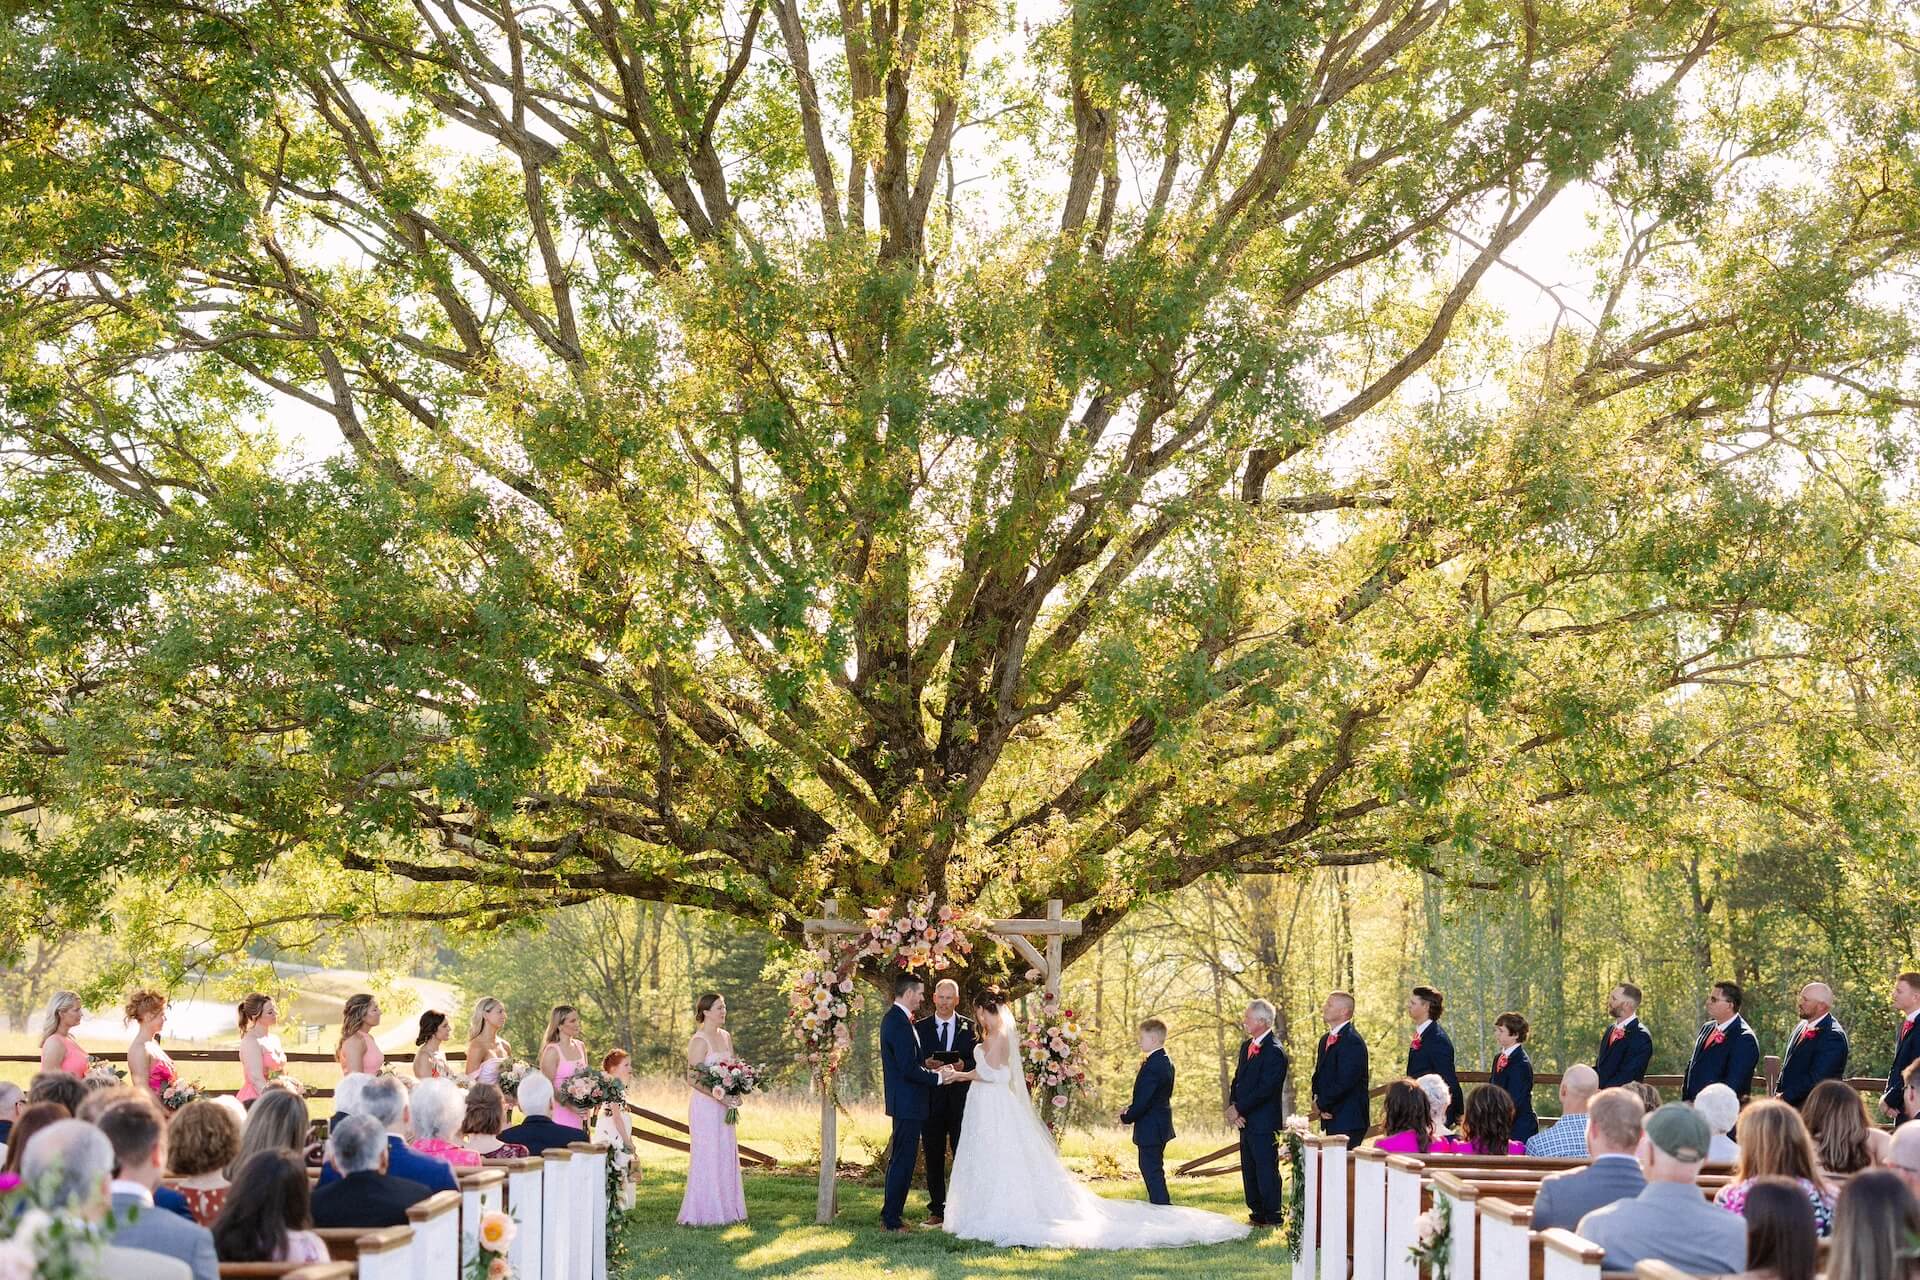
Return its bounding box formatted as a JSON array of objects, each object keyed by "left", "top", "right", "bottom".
[
  {"left": 315, "top": 1074, "right": 457, "bottom": 1192},
  {"left": 498, "top": 1068, "right": 589, "bottom": 1155},
  {"left": 326, "top": 1070, "right": 373, "bottom": 1134},
  {"left": 1226, "top": 999, "right": 1290, "bottom": 1228},
  {"left": 1577, "top": 1103, "right": 1747, "bottom": 1274},
  {"left": 1776, "top": 981, "right": 1849, "bottom": 1107},
  {"left": 20, "top": 1118, "right": 191, "bottom": 1279},
  {"left": 311, "top": 1115, "right": 432, "bottom": 1229},
  {"left": 0, "top": 1079, "right": 23, "bottom": 1151}
]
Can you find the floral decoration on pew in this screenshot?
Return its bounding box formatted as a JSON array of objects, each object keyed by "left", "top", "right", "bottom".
[
  {"left": 465, "top": 1208, "right": 517, "bottom": 1279},
  {"left": 1409, "top": 1192, "right": 1452, "bottom": 1280},
  {"left": 1020, "top": 979, "right": 1090, "bottom": 1135},
  {"left": 1279, "top": 1116, "right": 1310, "bottom": 1259},
  {"left": 158, "top": 1079, "right": 204, "bottom": 1113},
  {"left": 0, "top": 1168, "right": 134, "bottom": 1279}
]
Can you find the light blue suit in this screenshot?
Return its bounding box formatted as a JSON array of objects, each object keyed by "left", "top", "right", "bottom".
[{"left": 109, "top": 1189, "right": 217, "bottom": 1280}]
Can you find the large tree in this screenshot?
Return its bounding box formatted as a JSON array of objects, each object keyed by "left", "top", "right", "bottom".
[{"left": 2, "top": 0, "right": 1918, "bottom": 975}]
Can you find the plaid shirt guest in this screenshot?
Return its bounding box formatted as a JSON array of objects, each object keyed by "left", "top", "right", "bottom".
[{"left": 1524, "top": 1110, "right": 1590, "bottom": 1157}]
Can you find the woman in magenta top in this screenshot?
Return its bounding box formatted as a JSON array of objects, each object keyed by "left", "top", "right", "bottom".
[
  {"left": 1443, "top": 1084, "right": 1527, "bottom": 1155},
  {"left": 541, "top": 1004, "right": 589, "bottom": 1128},
  {"left": 38, "top": 991, "right": 87, "bottom": 1076},
  {"left": 125, "top": 989, "right": 175, "bottom": 1102},
  {"left": 236, "top": 993, "right": 289, "bottom": 1104},
  {"left": 1370, "top": 1078, "right": 1438, "bottom": 1153}
]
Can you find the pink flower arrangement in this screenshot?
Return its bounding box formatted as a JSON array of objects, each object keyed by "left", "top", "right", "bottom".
[
  {"left": 689, "top": 1059, "right": 765, "bottom": 1125},
  {"left": 788, "top": 946, "right": 860, "bottom": 1074},
  {"left": 1022, "top": 985, "right": 1090, "bottom": 1135},
  {"left": 158, "top": 1079, "right": 203, "bottom": 1113},
  {"left": 557, "top": 1066, "right": 624, "bottom": 1115}
]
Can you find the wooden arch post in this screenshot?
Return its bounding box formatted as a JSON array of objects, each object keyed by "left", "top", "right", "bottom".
[{"left": 799, "top": 897, "right": 1083, "bottom": 1224}]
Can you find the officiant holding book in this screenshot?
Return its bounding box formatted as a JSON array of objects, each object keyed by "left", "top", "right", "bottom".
[{"left": 916, "top": 978, "right": 977, "bottom": 1226}]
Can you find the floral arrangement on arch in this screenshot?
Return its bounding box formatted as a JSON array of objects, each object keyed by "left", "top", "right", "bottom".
[{"left": 1020, "top": 978, "right": 1090, "bottom": 1134}]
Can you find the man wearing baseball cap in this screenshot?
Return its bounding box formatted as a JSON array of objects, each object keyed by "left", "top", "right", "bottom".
[{"left": 1577, "top": 1102, "right": 1748, "bottom": 1274}]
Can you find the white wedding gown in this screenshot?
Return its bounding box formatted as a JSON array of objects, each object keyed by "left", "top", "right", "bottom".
[{"left": 943, "top": 1009, "right": 1250, "bottom": 1250}]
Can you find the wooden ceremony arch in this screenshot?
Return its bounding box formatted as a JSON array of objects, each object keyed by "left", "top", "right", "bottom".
[{"left": 800, "top": 897, "right": 1083, "bottom": 1224}]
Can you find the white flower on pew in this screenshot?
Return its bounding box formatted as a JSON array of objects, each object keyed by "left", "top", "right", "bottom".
[
  {"left": 1284, "top": 1114, "right": 1311, "bottom": 1135},
  {"left": 1415, "top": 1208, "right": 1443, "bottom": 1248}
]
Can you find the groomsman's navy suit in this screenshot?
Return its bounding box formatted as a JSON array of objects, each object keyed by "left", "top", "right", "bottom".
[
  {"left": 880, "top": 1001, "right": 946, "bottom": 1230},
  {"left": 1311, "top": 1024, "right": 1370, "bottom": 1148},
  {"left": 1776, "top": 1013, "right": 1849, "bottom": 1107},
  {"left": 1595, "top": 1018, "right": 1653, "bottom": 1088},
  {"left": 1681, "top": 1015, "right": 1762, "bottom": 1102},
  {"left": 1407, "top": 1021, "right": 1463, "bottom": 1127},
  {"left": 1489, "top": 1044, "right": 1539, "bottom": 1143},
  {"left": 914, "top": 1010, "right": 976, "bottom": 1220},
  {"left": 1230, "top": 1030, "right": 1290, "bottom": 1224},
  {"left": 1120, "top": 1047, "right": 1176, "bottom": 1205},
  {"left": 1887, "top": 1013, "right": 1920, "bottom": 1122}
]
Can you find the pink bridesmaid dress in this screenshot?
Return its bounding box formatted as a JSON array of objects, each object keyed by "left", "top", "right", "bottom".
[
  {"left": 552, "top": 1053, "right": 584, "bottom": 1129},
  {"left": 677, "top": 1053, "right": 746, "bottom": 1226},
  {"left": 57, "top": 1036, "right": 88, "bottom": 1076}
]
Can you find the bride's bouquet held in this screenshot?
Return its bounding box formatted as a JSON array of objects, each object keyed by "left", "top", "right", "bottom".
[{"left": 689, "top": 1059, "right": 765, "bottom": 1125}]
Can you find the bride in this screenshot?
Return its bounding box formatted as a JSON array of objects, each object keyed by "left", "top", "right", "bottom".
[{"left": 941, "top": 992, "right": 1250, "bottom": 1250}]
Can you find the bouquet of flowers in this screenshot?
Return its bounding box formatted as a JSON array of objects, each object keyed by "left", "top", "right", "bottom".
[
  {"left": 789, "top": 945, "right": 859, "bottom": 1075},
  {"left": 158, "top": 1079, "right": 204, "bottom": 1113},
  {"left": 497, "top": 1061, "right": 535, "bottom": 1106},
  {"left": 557, "top": 1065, "right": 625, "bottom": 1117},
  {"left": 83, "top": 1057, "right": 126, "bottom": 1086},
  {"left": 689, "top": 1059, "right": 766, "bottom": 1125},
  {"left": 1021, "top": 983, "right": 1090, "bottom": 1135},
  {"left": 463, "top": 1208, "right": 517, "bottom": 1280}
]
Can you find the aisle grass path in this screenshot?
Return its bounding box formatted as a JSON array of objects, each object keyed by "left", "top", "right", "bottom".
[{"left": 613, "top": 1165, "right": 1294, "bottom": 1279}]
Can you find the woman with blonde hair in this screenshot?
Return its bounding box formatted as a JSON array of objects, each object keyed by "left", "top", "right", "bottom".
[
  {"left": 124, "top": 989, "right": 175, "bottom": 1103},
  {"left": 335, "top": 993, "right": 383, "bottom": 1076},
  {"left": 37, "top": 991, "right": 87, "bottom": 1075},
  {"left": 1714, "top": 1098, "right": 1837, "bottom": 1235},
  {"left": 540, "top": 1004, "right": 588, "bottom": 1129},
  {"left": 1803, "top": 1079, "right": 1889, "bottom": 1176},
  {"left": 465, "top": 997, "right": 511, "bottom": 1085}
]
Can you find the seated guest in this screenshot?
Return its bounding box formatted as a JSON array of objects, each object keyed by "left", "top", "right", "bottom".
[
  {"left": 328, "top": 1071, "right": 374, "bottom": 1134},
  {"left": 1578, "top": 1102, "right": 1748, "bottom": 1274},
  {"left": 316, "top": 1074, "right": 458, "bottom": 1192},
  {"left": 78, "top": 1084, "right": 152, "bottom": 1125},
  {"left": 166, "top": 1098, "right": 240, "bottom": 1225},
  {"left": 212, "top": 1150, "right": 330, "bottom": 1264},
  {"left": 1447, "top": 1084, "right": 1525, "bottom": 1155},
  {"left": 1488, "top": 1013, "right": 1538, "bottom": 1143},
  {"left": 1713, "top": 1099, "right": 1836, "bottom": 1236},
  {"left": 1695, "top": 1083, "right": 1743, "bottom": 1164},
  {"left": 408, "top": 1078, "right": 482, "bottom": 1167},
  {"left": 460, "top": 1082, "right": 530, "bottom": 1160},
  {"left": 231, "top": 1086, "right": 314, "bottom": 1171},
  {"left": 99, "top": 1100, "right": 218, "bottom": 1280},
  {"left": 311, "top": 1115, "right": 432, "bottom": 1229},
  {"left": 498, "top": 1071, "right": 588, "bottom": 1156},
  {"left": 1371, "top": 1078, "right": 1438, "bottom": 1153},
  {"left": 1532, "top": 1088, "right": 1647, "bottom": 1231},
  {"left": 1, "top": 1101, "right": 69, "bottom": 1177},
  {"left": 1734, "top": 1176, "right": 1818, "bottom": 1280},
  {"left": 28, "top": 1070, "right": 86, "bottom": 1117},
  {"left": 1626, "top": 1080, "right": 1664, "bottom": 1113},
  {"left": 1884, "top": 1121, "right": 1920, "bottom": 1201},
  {"left": 1826, "top": 1169, "right": 1920, "bottom": 1280},
  {"left": 0, "top": 1080, "right": 22, "bottom": 1151},
  {"left": 1804, "top": 1079, "right": 1888, "bottom": 1176},
  {"left": 22, "top": 1118, "right": 191, "bottom": 1279},
  {"left": 1525, "top": 1064, "right": 1600, "bottom": 1157},
  {"left": 1416, "top": 1074, "right": 1454, "bottom": 1139}
]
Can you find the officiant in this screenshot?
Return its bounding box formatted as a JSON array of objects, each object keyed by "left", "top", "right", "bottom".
[{"left": 916, "top": 978, "right": 978, "bottom": 1227}]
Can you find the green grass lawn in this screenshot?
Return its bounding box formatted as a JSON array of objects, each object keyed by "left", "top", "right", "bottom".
[{"left": 612, "top": 1160, "right": 1294, "bottom": 1279}]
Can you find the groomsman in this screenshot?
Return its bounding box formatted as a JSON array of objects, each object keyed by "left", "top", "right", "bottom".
[
  {"left": 1406, "top": 985, "right": 1462, "bottom": 1126},
  {"left": 879, "top": 974, "right": 949, "bottom": 1233},
  {"left": 1227, "top": 999, "right": 1290, "bottom": 1228},
  {"left": 914, "top": 979, "right": 976, "bottom": 1226},
  {"left": 1680, "top": 980, "right": 1762, "bottom": 1102},
  {"left": 1596, "top": 983, "right": 1654, "bottom": 1088},
  {"left": 1118, "top": 1018, "right": 1175, "bottom": 1205},
  {"left": 1775, "top": 981, "right": 1849, "bottom": 1108},
  {"left": 1311, "top": 991, "right": 1370, "bottom": 1148},
  {"left": 1882, "top": 972, "right": 1920, "bottom": 1122}
]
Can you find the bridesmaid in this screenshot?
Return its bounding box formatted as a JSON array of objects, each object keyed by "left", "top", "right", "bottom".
[
  {"left": 464, "top": 997, "right": 511, "bottom": 1086},
  {"left": 595, "top": 1049, "right": 638, "bottom": 1209},
  {"left": 540, "top": 1005, "right": 588, "bottom": 1129},
  {"left": 125, "top": 990, "right": 176, "bottom": 1103},
  {"left": 38, "top": 992, "right": 87, "bottom": 1076},
  {"left": 678, "top": 992, "right": 746, "bottom": 1227},
  {"left": 336, "top": 994, "right": 383, "bottom": 1076},
  {"left": 412, "top": 1011, "right": 455, "bottom": 1080},
  {"left": 236, "top": 993, "right": 288, "bottom": 1105},
  {"left": 1488, "top": 1011, "right": 1539, "bottom": 1144}
]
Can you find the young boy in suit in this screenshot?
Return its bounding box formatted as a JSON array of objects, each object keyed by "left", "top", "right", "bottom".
[{"left": 1120, "top": 1017, "right": 1176, "bottom": 1205}]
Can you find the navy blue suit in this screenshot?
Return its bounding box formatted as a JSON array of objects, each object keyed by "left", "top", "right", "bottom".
[
  {"left": 914, "top": 1013, "right": 976, "bottom": 1219},
  {"left": 1886, "top": 1015, "right": 1920, "bottom": 1121},
  {"left": 317, "top": 1134, "right": 459, "bottom": 1192},
  {"left": 1489, "top": 1045, "right": 1538, "bottom": 1143},
  {"left": 1596, "top": 1018, "right": 1653, "bottom": 1089},
  {"left": 1121, "top": 1048, "right": 1176, "bottom": 1204},
  {"left": 880, "top": 1002, "right": 944, "bottom": 1228},
  {"left": 1681, "top": 1015, "right": 1762, "bottom": 1101},
  {"left": 1407, "top": 1022, "right": 1462, "bottom": 1126},
  {"left": 1230, "top": 1031, "right": 1289, "bottom": 1223},
  {"left": 1311, "top": 1024, "right": 1370, "bottom": 1148},
  {"left": 1776, "top": 1013, "right": 1849, "bottom": 1107}
]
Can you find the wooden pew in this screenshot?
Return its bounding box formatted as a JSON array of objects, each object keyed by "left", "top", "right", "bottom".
[
  {"left": 541, "top": 1147, "right": 574, "bottom": 1280},
  {"left": 312, "top": 1226, "right": 413, "bottom": 1280},
  {"left": 456, "top": 1167, "right": 506, "bottom": 1270},
  {"left": 406, "top": 1189, "right": 462, "bottom": 1280},
  {"left": 486, "top": 1156, "right": 543, "bottom": 1280},
  {"left": 568, "top": 1142, "right": 611, "bottom": 1280},
  {"left": 1541, "top": 1227, "right": 1607, "bottom": 1280},
  {"left": 217, "top": 1266, "right": 355, "bottom": 1280}
]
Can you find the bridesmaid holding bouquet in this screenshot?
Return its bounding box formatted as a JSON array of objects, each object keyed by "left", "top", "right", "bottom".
[{"left": 678, "top": 992, "right": 747, "bottom": 1227}]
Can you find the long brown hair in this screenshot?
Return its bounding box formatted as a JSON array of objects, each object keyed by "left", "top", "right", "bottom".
[
  {"left": 1460, "top": 1084, "right": 1517, "bottom": 1155},
  {"left": 1827, "top": 1170, "right": 1920, "bottom": 1280},
  {"left": 1381, "top": 1078, "right": 1433, "bottom": 1153},
  {"left": 236, "top": 993, "right": 273, "bottom": 1033},
  {"left": 1803, "top": 1080, "right": 1876, "bottom": 1176},
  {"left": 336, "top": 994, "right": 376, "bottom": 1060},
  {"left": 1741, "top": 1176, "right": 1818, "bottom": 1280},
  {"left": 544, "top": 1004, "right": 579, "bottom": 1046},
  {"left": 1733, "top": 1099, "right": 1822, "bottom": 1185}
]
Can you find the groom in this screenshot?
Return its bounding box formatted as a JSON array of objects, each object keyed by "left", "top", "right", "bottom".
[
  {"left": 880, "top": 972, "right": 951, "bottom": 1233},
  {"left": 1228, "top": 998, "right": 1290, "bottom": 1228}
]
